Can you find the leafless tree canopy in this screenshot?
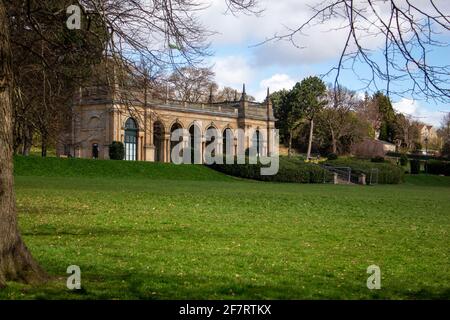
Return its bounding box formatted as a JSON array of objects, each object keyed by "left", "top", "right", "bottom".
[
  {"left": 0, "top": 0, "right": 261, "bottom": 288},
  {"left": 263, "top": 0, "right": 450, "bottom": 102}
]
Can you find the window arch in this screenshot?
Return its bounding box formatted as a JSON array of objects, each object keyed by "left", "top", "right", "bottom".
[
  {"left": 125, "top": 117, "right": 138, "bottom": 130},
  {"left": 170, "top": 122, "right": 184, "bottom": 163},
  {"left": 88, "top": 116, "right": 100, "bottom": 129}
]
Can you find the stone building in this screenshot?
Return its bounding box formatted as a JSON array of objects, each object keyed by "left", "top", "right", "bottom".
[
  {"left": 57, "top": 84, "right": 276, "bottom": 163},
  {"left": 418, "top": 124, "right": 437, "bottom": 144}
]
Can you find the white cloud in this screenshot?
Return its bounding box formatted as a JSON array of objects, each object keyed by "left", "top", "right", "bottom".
[
  {"left": 201, "top": 1, "right": 450, "bottom": 104},
  {"left": 200, "top": 0, "right": 387, "bottom": 66},
  {"left": 200, "top": 0, "right": 450, "bottom": 68},
  {"left": 212, "top": 55, "right": 253, "bottom": 88},
  {"left": 254, "top": 74, "right": 296, "bottom": 101},
  {"left": 393, "top": 98, "right": 442, "bottom": 127}
]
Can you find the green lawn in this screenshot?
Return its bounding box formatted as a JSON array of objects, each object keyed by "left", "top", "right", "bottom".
[{"left": 1, "top": 157, "right": 449, "bottom": 299}]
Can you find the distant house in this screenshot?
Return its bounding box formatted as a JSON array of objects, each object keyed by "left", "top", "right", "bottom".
[
  {"left": 351, "top": 138, "right": 396, "bottom": 158},
  {"left": 418, "top": 124, "right": 437, "bottom": 144}
]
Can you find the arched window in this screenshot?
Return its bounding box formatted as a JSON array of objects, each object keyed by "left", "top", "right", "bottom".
[
  {"left": 189, "top": 124, "right": 202, "bottom": 164},
  {"left": 170, "top": 122, "right": 183, "bottom": 163},
  {"left": 205, "top": 126, "right": 218, "bottom": 160},
  {"left": 223, "top": 128, "right": 233, "bottom": 157},
  {"left": 124, "top": 118, "right": 138, "bottom": 161},
  {"left": 125, "top": 118, "right": 138, "bottom": 130},
  {"left": 252, "top": 129, "right": 262, "bottom": 156}
]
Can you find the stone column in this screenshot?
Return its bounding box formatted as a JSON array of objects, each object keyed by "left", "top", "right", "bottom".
[
  {"left": 143, "top": 116, "right": 153, "bottom": 162},
  {"left": 164, "top": 133, "right": 171, "bottom": 163},
  {"left": 145, "top": 145, "right": 155, "bottom": 162},
  {"left": 217, "top": 135, "right": 224, "bottom": 157},
  {"left": 359, "top": 174, "right": 366, "bottom": 185},
  {"left": 200, "top": 138, "right": 205, "bottom": 164},
  {"left": 333, "top": 173, "right": 338, "bottom": 185}
]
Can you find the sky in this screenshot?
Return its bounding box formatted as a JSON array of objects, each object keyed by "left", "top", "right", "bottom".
[{"left": 196, "top": 0, "right": 449, "bottom": 127}]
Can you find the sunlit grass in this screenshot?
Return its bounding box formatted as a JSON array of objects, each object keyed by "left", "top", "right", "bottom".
[{"left": 1, "top": 157, "right": 449, "bottom": 299}]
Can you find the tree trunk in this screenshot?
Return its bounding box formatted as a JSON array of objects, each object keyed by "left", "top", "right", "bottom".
[
  {"left": 0, "top": 1, "right": 47, "bottom": 288},
  {"left": 330, "top": 127, "right": 337, "bottom": 154},
  {"left": 13, "top": 120, "right": 22, "bottom": 155},
  {"left": 41, "top": 132, "right": 47, "bottom": 157},
  {"left": 306, "top": 118, "right": 314, "bottom": 159},
  {"left": 22, "top": 125, "right": 32, "bottom": 156},
  {"left": 288, "top": 129, "right": 293, "bottom": 157}
]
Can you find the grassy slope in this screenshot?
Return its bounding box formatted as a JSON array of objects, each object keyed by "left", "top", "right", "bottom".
[
  {"left": 1, "top": 157, "right": 449, "bottom": 299},
  {"left": 14, "top": 155, "right": 233, "bottom": 181}
]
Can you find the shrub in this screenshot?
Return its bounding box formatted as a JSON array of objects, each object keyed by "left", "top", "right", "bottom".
[
  {"left": 327, "top": 153, "right": 338, "bottom": 160},
  {"left": 109, "top": 141, "right": 125, "bottom": 160},
  {"left": 209, "top": 156, "right": 331, "bottom": 183},
  {"left": 371, "top": 156, "right": 385, "bottom": 163},
  {"left": 441, "top": 141, "right": 450, "bottom": 159},
  {"left": 413, "top": 142, "right": 422, "bottom": 153},
  {"left": 326, "top": 158, "right": 404, "bottom": 184},
  {"left": 425, "top": 160, "right": 450, "bottom": 176},
  {"left": 400, "top": 154, "right": 408, "bottom": 166},
  {"left": 410, "top": 159, "right": 420, "bottom": 174},
  {"left": 386, "top": 151, "right": 445, "bottom": 161}
]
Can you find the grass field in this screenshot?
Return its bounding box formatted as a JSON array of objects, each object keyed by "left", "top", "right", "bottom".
[{"left": 1, "top": 156, "right": 449, "bottom": 299}]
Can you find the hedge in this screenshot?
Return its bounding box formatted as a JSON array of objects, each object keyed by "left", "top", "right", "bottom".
[
  {"left": 209, "top": 156, "right": 332, "bottom": 183},
  {"left": 109, "top": 141, "right": 125, "bottom": 160},
  {"left": 386, "top": 151, "right": 448, "bottom": 161},
  {"left": 399, "top": 154, "right": 408, "bottom": 166},
  {"left": 326, "top": 158, "right": 404, "bottom": 184},
  {"left": 410, "top": 159, "right": 420, "bottom": 174},
  {"left": 425, "top": 160, "right": 450, "bottom": 176}
]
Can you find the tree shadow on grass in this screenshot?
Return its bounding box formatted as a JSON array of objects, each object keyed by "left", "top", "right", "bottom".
[{"left": 3, "top": 268, "right": 450, "bottom": 300}]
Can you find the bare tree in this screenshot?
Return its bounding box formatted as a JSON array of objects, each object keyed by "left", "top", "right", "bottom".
[
  {"left": 355, "top": 92, "right": 382, "bottom": 137},
  {"left": 0, "top": 1, "right": 48, "bottom": 287},
  {"left": 0, "top": 0, "right": 259, "bottom": 288},
  {"left": 321, "top": 84, "right": 360, "bottom": 153},
  {"left": 169, "top": 67, "right": 217, "bottom": 103},
  {"left": 216, "top": 86, "right": 239, "bottom": 101},
  {"left": 262, "top": 0, "right": 450, "bottom": 102},
  {"left": 439, "top": 112, "right": 450, "bottom": 140}
]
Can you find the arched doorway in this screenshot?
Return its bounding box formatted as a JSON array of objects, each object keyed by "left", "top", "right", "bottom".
[
  {"left": 189, "top": 124, "right": 202, "bottom": 164},
  {"left": 153, "top": 121, "right": 165, "bottom": 162},
  {"left": 205, "top": 126, "right": 218, "bottom": 159},
  {"left": 124, "top": 118, "right": 138, "bottom": 161},
  {"left": 256, "top": 130, "right": 261, "bottom": 155},
  {"left": 254, "top": 129, "right": 262, "bottom": 156},
  {"left": 92, "top": 143, "right": 99, "bottom": 159},
  {"left": 170, "top": 122, "right": 183, "bottom": 163}
]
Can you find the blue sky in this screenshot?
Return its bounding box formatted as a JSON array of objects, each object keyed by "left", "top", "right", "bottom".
[{"left": 198, "top": 0, "right": 449, "bottom": 126}]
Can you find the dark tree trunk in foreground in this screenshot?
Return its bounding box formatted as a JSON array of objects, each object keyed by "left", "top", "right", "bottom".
[{"left": 0, "top": 1, "right": 46, "bottom": 288}]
